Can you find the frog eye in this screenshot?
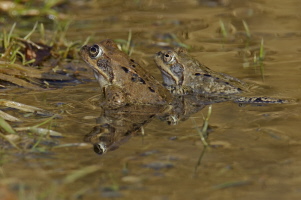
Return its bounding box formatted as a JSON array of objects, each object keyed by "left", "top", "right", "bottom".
[
  {"left": 163, "top": 52, "right": 175, "bottom": 64},
  {"left": 89, "top": 44, "right": 103, "bottom": 59}
]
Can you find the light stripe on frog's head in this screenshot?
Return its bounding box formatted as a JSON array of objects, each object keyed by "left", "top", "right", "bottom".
[
  {"left": 80, "top": 44, "right": 110, "bottom": 81},
  {"left": 154, "top": 50, "right": 181, "bottom": 85}
]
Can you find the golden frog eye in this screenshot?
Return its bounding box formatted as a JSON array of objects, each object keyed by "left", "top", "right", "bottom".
[
  {"left": 163, "top": 52, "right": 175, "bottom": 64},
  {"left": 89, "top": 44, "right": 103, "bottom": 59}
]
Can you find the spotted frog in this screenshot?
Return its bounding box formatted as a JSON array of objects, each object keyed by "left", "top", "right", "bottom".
[
  {"left": 80, "top": 39, "right": 173, "bottom": 108},
  {"left": 154, "top": 47, "right": 286, "bottom": 104}
]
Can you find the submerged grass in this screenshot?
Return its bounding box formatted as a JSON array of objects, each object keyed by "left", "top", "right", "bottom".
[
  {"left": 62, "top": 165, "right": 102, "bottom": 184},
  {"left": 253, "top": 38, "right": 265, "bottom": 81},
  {"left": 193, "top": 105, "right": 212, "bottom": 174},
  {"left": 242, "top": 20, "right": 251, "bottom": 38},
  {"left": 219, "top": 20, "right": 228, "bottom": 39},
  {"left": 0, "top": 114, "right": 62, "bottom": 152},
  {"left": 218, "top": 20, "right": 266, "bottom": 79},
  {"left": 239, "top": 20, "right": 266, "bottom": 80},
  {"left": 194, "top": 105, "right": 212, "bottom": 147},
  {"left": 213, "top": 180, "right": 251, "bottom": 189},
  {"left": 218, "top": 20, "right": 236, "bottom": 48}
]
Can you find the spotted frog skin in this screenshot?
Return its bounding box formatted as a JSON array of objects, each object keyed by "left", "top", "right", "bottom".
[
  {"left": 154, "top": 47, "right": 250, "bottom": 96},
  {"left": 154, "top": 47, "right": 286, "bottom": 104},
  {"left": 80, "top": 39, "right": 173, "bottom": 108}
]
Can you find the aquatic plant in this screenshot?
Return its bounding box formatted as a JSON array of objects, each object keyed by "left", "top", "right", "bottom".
[
  {"left": 193, "top": 105, "right": 212, "bottom": 173},
  {"left": 0, "top": 21, "right": 84, "bottom": 88},
  {"left": 115, "top": 30, "right": 134, "bottom": 56}
]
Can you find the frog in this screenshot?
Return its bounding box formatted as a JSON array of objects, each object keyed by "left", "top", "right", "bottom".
[
  {"left": 80, "top": 39, "right": 173, "bottom": 109},
  {"left": 154, "top": 47, "right": 286, "bottom": 104}
]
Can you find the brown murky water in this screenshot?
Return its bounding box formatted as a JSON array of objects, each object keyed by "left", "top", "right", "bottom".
[{"left": 1, "top": 0, "right": 301, "bottom": 199}]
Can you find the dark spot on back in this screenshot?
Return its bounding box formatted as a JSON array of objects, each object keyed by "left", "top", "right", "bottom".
[
  {"left": 130, "top": 59, "right": 137, "bottom": 68},
  {"left": 148, "top": 87, "right": 155, "bottom": 93},
  {"left": 121, "top": 66, "right": 129, "bottom": 73},
  {"left": 195, "top": 73, "right": 201, "bottom": 76},
  {"left": 204, "top": 74, "right": 211, "bottom": 77},
  {"left": 131, "top": 74, "right": 138, "bottom": 82},
  {"left": 139, "top": 77, "right": 146, "bottom": 84},
  {"left": 131, "top": 73, "right": 145, "bottom": 84}
]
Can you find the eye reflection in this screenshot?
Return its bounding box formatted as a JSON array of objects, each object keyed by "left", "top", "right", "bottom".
[{"left": 93, "top": 142, "right": 107, "bottom": 155}]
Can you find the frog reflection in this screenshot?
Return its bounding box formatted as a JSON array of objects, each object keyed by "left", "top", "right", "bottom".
[
  {"left": 84, "top": 123, "right": 133, "bottom": 155},
  {"left": 83, "top": 105, "right": 167, "bottom": 155},
  {"left": 83, "top": 95, "right": 212, "bottom": 155}
]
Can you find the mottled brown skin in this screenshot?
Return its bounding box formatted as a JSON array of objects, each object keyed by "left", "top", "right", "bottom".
[
  {"left": 154, "top": 47, "right": 248, "bottom": 96},
  {"left": 80, "top": 39, "right": 173, "bottom": 108},
  {"left": 154, "top": 47, "right": 287, "bottom": 104}
]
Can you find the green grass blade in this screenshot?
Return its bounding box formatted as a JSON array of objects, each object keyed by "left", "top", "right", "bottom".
[
  {"left": 0, "top": 117, "right": 16, "bottom": 134},
  {"left": 6, "top": 23, "right": 16, "bottom": 48},
  {"left": 24, "top": 22, "right": 38, "bottom": 40},
  {"left": 242, "top": 20, "right": 251, "bottom": 38},
  {"left": 219, "top": 20, "right": 228, "bottom": 38},
  {"left": 259, "top": 38, "right": 264, "bottom": 60},
  {"left": 63, "top": 165, "right": 102, "bottom": 184}
]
